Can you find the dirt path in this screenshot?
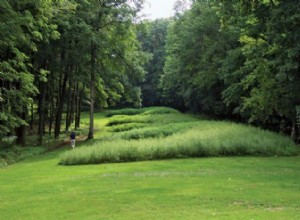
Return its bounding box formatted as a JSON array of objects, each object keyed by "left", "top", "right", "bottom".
[{"left": 47, "top": 135, "right": 88, "bottom": 151}]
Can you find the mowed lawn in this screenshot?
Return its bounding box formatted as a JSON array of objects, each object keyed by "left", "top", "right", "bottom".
[
  {"left": 1, "top": 154, "right": 300, "bottom": 219},
  {"left": 1, "top": 110, "right": 300, "bottom": 219}
]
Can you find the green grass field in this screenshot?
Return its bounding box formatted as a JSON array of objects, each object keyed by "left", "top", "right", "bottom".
[
  {"left": 1, "top": 153, "right": 300, "bottom": 219},
  {"left": 1, "top": 107, "right": 300, "bottom": 219}
]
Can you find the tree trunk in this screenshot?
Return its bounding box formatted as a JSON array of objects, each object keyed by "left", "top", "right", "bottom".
[
  {"left": 48, "top": 99, "right": 54, "bottom": 135},
  {"left": 48, "top": 79, "right": 56, "bottom": 135},
  {"left": 54, "top": 69, "right": 69, "bottom": 139},
  {"left": 65, "top": 79, "right": 72, "bottom": 132},
  {"left": 15, "top": 112, "right": 26, "bottom": 146},
  {"left": 38, "top": 82, "right": 46, "bottom": 145},
  {"left": 70, "top": 82, "right": 76, "bottom": 125},
  {"left": 88, "top": 44, "right": 96, "bottom": 139},
  {"left": 75, "top": 84, "right": 83, "bottom": 130},
  {"left": 15, "top": 81, "right": 26, "bottom": 146},
  {"left": 30, "top": 103, "right": 34, "bottom": 131},
  {"left": 291, "top": 119, "right": 298, "bottom": 143}
]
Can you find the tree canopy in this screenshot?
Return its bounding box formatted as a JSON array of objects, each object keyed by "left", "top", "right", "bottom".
[
  {"left": 0, "top": 0, "right": 147, "bottom": 144},
  {"left": 1, "top": 0, "right": 299, "bottom": 145},
  {"left": 158, "top": 0, "right": 300, "bottom": 140}
]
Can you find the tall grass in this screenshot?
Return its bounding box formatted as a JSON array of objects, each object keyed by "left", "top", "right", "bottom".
[
  {"left": 60, "top": 117, "right": 299, "bottom": 165},
  {"left": 106, "top": 113, "right": 196, "bottom": 126},
  {"left": 108, "top": 123, "right": 146, "bottom": 132},
  {"left": 116, "top": 122, "right": 198, "bottom": 140}
]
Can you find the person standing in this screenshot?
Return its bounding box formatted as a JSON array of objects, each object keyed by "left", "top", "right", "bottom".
[{"left": 70, "top": 131, "right": 76, "bottom": 148}]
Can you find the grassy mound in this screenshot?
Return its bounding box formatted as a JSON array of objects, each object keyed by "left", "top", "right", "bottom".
[
  {"left": 105, "top": 108, "right": 144, "bottom": 117},
  {"left": 141, "top": 107, "right": 180, "bottom": 115},
  {"left": 108, "top": 123, "right": 146, "bottom": 132},
  {"left": 105, "top": 106, "right": 178, "bottom": 118},
  {"left": 59, "top": 107, "right": 299, "bottom": 165}
]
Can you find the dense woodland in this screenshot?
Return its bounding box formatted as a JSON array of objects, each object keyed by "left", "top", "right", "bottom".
[{"left": 1, "top": 0, "right": 300, "bottom": 147}]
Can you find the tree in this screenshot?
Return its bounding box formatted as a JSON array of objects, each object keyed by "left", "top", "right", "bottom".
[
  {"left": 1, "top": 0, "right": 148, "bottom": 145},
  {"left": 220, "top": 1, "right": 300, "bottom": 138},
  {"left": 63, "top": 0, "right": 147, "bottom": 139},
  {"left": 137, "top": 19, "right": 170, "bottom": 106},
  {"left": 161, "top": 2, "right": 228, "bottom": 115},
  {"left": 0, "top": 0, "right": 58, "bottom": 145}
]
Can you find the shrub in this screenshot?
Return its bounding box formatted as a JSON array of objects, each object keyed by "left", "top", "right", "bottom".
[
  {"left": 0, "top": 136, "right": 17, "bottom": 149},
  {"left": 0, "top": 146, "right": 46, "bottom": 167}
]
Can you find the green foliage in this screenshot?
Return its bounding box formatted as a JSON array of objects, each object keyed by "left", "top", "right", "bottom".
[
  {"left": 0, "top": 0, "right": 149, "bottom": 144},
  {"left": 0, "top": 0, "right": 55, "bottom": 138},
  {"left": 0, "top": 136, "right": 17, "bottom": 148},
  {"left": 161, "top": 2, "right": 228, "bottom": 114},
  {"left": 137, "top": 19, "right": 170, "bottom": 106},
  {"left": 158, "top": 0, "right": 300, "bottom": 140}
]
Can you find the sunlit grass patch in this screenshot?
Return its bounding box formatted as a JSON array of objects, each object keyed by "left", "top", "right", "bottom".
[
  {"left": 59, "top": 118, "right": 299, "bottom": 165},
  {"left": 2, "top": 155, "right": 300, "bottom": 219}
]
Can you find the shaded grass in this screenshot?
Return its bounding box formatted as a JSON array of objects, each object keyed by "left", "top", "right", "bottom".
[
  {"left": 0, "top": 146, "right": 46, "bottom": 167},
  {"left": 0, "top": 111, "right": 95, "bottom": 167}
]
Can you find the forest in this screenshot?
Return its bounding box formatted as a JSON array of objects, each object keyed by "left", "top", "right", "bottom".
[{"left": 1, "top": 0, "right": 300, "bottom": 148}]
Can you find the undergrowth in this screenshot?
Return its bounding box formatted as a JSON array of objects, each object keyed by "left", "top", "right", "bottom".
[{"left": 0, "top": 146, "right": 46, "bottom": 168}]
